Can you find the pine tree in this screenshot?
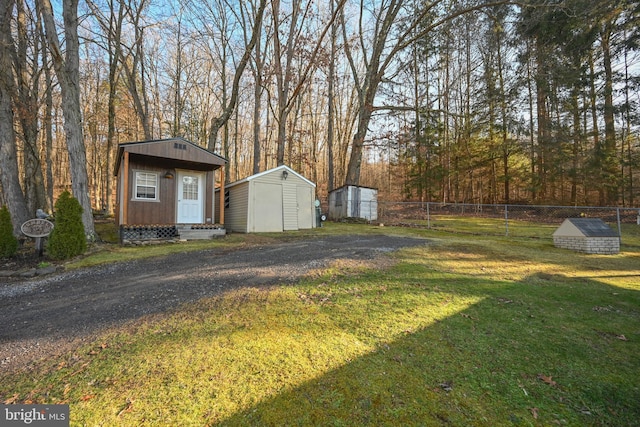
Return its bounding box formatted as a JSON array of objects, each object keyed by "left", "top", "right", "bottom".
[
  {"left": 47, "top": 191, "right": 87, "bottom": 260},
  {"left": 0, "top": 205, "right": 18, "bottom": 258}
]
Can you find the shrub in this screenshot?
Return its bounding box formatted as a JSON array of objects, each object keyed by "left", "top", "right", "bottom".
[
  {"left": 48, "top": 191, "right": 87, "bottom": 259},
  {"left": 0, "top": 205, "right": 18, "bottom": 258}
]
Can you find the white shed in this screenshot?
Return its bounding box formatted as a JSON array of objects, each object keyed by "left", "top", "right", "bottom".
[
  {"left": 216, "top": 165, "right": 316, "bottom": 233},
  {"left": 328, "top": 185, "right": 378, "bottom": 221},
  {"left": 553, "top": 218, "right": 619, "bottom": 254}
]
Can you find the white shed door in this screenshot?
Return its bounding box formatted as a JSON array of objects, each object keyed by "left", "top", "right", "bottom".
[
  {"left": 253, "top": 182, "right": 283, "bottom": 232},
  {"left": 297, "top": 186, "right": 313, "bottom": 229},
  {"left": 177, "top": 171, "right": 204, "bottom": 223}
]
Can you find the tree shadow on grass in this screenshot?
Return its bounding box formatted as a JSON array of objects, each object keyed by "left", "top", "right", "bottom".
[{"left": 216, "top": 272, "right": 640, "bottom": 426}]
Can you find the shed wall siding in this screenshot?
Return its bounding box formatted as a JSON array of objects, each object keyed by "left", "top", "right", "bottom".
[
  {"left": 225, "top": 182, "right": 250, "bottom": 232},
  {"left": 127, "top": 161, "right": 176, "bottom": 225},
  {"left": 283, "top": 184, "right": 298, "bottom": 231},
  {"left": 328, "top": 189, "right": 348, "bottom": 219}
]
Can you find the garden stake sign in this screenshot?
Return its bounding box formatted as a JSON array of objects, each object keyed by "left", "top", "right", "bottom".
[{"left": 21, "top": 218, "right": 54, "bottom": 257}]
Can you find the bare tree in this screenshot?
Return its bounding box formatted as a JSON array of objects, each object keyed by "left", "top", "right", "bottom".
[
  {"left": 39, "top": 0, "right": 96, "bottom": 238},
  {"left": 341, "top": 0, "right": 510, "bottom": 186},
  {"left": 239, "top": 0, "right": 270, "bottom": 174},
  {"left": 86, "top": 0, "right": 125, "bottom": 214},
  {"left": 119, "top": 0, "right": 152, "bottom": 140},
  {"left": 14, "top": 0, "right": 48, "bottom": 216},
  {"left": 270, "top": 0, "right": 346, "bottom": 166},
  {"left": 0, "top": 0, "right": 30, "bottom": 233},
  {"left": 206, "top": 0, "right": 268, "bottom": 153}
]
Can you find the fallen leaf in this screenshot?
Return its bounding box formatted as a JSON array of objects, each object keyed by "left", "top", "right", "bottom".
[
  {"left": 616, "top": 334, "right": 628, "bottom": 341},
  {"left": 63, "top": 384, "right": 72, "bottom": 397},
  {"left": 537, "top": 374, "right": 557, "bottom": 386},
  {"left": 530, "top": 407, "right": 539, "bottom": 419},
  {"left": 4, "top": 393, "right": 19, "bottom": 404},
  {"left": 80, "top": 394, "right": 95, "bottom": 401}
]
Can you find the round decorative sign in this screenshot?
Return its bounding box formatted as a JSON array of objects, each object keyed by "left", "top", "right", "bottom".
[{"left": 21, "top": 218, "right": 55, "bottom": 238}]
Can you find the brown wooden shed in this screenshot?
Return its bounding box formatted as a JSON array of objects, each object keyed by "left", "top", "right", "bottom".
[{"left": 114, "top": 138, "right": 227, "bottom": 236}]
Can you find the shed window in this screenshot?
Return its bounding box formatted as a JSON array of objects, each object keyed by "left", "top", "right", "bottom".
[{"left": 135, "top": 172, "right": 158, "bottom": 200}]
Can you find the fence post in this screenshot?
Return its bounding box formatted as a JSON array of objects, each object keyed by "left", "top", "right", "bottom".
[
  {"left": 617, "top": 207, "right": 622, "bottom": 245},
  {"left": 505, "top": 205, "right": 509, "bottom": 237},
  {"left": 427, "top": 202, "right": 431, "bottom": 229}
]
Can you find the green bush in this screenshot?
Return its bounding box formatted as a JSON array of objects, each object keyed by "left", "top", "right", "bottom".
[
  {"left": 47, "top": 191, "right": 87, "bottom": 259},
  {"left": 0, "top": 205, "right": 18, "bottom": 258}
]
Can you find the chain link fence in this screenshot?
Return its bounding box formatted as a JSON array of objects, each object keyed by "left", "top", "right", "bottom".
[{"left": 375, "top": 202, "right": 640, "bottom": 241}]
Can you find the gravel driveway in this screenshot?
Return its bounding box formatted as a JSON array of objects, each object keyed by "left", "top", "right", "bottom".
[{"left": 0, "top": 234, "right": 426, "bottom": 374}]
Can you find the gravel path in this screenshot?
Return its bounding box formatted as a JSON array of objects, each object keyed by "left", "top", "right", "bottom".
[{"left": 0, "top": 234, "right": 426, "bottom": 374}]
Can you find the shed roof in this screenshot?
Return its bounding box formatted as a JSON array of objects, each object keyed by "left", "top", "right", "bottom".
[
  {"left": 553, "top": 218, "right": 618, "bottom": 238},
  {"left": 115, "top": 137, "right": 227, "bottom": 175},
  {"left": 225, "top": 165, "right": 316, "bottom": 189},
  {"left": 329, "top": 184, "right": 378, "bottom": 194}
]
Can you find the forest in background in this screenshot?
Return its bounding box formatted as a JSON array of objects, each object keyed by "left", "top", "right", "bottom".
[{"left": 0, "top": 0, "right": 638, "bottom": 237}]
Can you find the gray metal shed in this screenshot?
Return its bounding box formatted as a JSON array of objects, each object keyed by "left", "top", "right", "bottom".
[
  {"left": 553, "top": 218, "right": 619, "bottom": 254},
  {"left": 328, "top": 185, "right": 378, "bottom": 221},
  {"left": 216, "top": 165, "right": 316, "bottom": 233}
]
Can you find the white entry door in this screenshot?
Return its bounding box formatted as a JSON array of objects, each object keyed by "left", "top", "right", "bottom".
[{"left": 177, "top": 171, "right": 204, "bottom": 223}]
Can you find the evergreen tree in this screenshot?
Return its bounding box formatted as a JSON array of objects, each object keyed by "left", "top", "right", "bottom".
[
  {"left": 47, "top": 191, "right": 87, "bottom": 260},
  {"left": 0, "top": 205, "right": 18, "bottom": 258}
]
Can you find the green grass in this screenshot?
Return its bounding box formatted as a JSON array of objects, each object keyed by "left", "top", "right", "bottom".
[{"left": 2, "top": 221, "right": 639, "bottom": 426}]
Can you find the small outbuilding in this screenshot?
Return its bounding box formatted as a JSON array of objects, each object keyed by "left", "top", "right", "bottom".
[
  {"left": 114, "top": 138, "right": 227, "bottom": 240},
  {"left": 553, "top": 218, "right": 620, "bottom": 254},
  {"left": 217, "top": 165, "right": 316, "bottom": 233},
  {"left": 328, "top": 185, "right": 378, "bottom": 221}
]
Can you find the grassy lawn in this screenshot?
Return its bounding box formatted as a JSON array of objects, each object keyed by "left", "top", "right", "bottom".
[{"left": 2, "top": 222, "right": 639, "bottom": 426}]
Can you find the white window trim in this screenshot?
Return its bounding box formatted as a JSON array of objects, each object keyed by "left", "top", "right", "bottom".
[{"left": 133, "top": 170, "right": 160, "bottom": 202}]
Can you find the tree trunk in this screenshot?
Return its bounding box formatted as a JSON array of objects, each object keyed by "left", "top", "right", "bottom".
[
  {"left": 40, "top": 0, "right": 95, "bottom": 238},
  {"left": 0, "top": 0, "right": 30, "bottom": 233},
  {"left": 601, "top": 21, "right": 618, "bottom": 205},
  {"left": 41, "top": 11, "right": 54, "bottom": 211},
  {"left": 251, "top": 1, "right": 264, "bottom": 175},
  {"left": 534, "top": 35, "right": 550, "bottom": 202},
  {"left": 105, "top": 2, "right": 124, "bottom": 215},
  {"left": 326, "top": 0, "right": 337, "bottom": 192},
  {"left": 15, "top": 0, "right": 47, "bottom": 216}
]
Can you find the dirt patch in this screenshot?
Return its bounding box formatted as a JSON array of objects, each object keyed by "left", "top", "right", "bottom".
[{"left": 0, "top": 234, "right": 427, "bottom": 374}]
